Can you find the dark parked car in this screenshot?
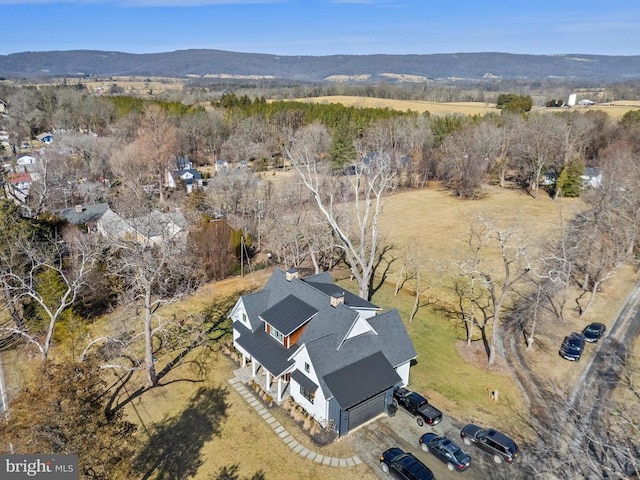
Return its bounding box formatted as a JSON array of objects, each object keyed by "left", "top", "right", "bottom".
[
  {"left": 419, "top": 433, "right": 472, "bottom": 472},
  {"left": 460, "top": 424, "right": 519, "bottom": 464},
  {"left": 559, "top": 332, "right": 586, "bottom": 361},
  {"left": 582, "top": 322, "right": 606, "bottom": 343},
  {"left": 393, "top": 386, "right": 443, "bottom": 426},
  {"left": 380, "top": 447, "right": 435, "bottom": 480}
]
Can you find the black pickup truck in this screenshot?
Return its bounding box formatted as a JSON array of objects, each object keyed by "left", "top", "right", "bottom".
[{"left": 393, "top": 387, "right": 443, "bottom": 427}]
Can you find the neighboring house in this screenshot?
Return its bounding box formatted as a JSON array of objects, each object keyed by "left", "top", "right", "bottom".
[
  {"left": 36, "top": 132, "right": 53, "bottom": 144},
  {"left": 578, "top": 99, "right": 596, "bottom": 106},
  {"left": 16, "top": 155, "right": 35, "bottom": 166},
  {"left": 56, "top": 203, "right": 116, "bottom": 234},
  {"left": 5, "top": 171, "right": 32, "bottom": 203},
  {"left": 176, "top": 156, "right": 193, "bottom": 170},
  {"left": 166, "top": 168, "right": 203, "bottom": 194},
  {"left": 582, "top": 167, "right": 602, "bottom": 188},
  {"left": 231, "top": 268, "right": 417, "bottom": 436},
  {"left": 7, "top": 171, "right": 32, "bottom": 192},
  {"left": 540, "top": 170, "right": 557, "bottom": 186},
  {"left": 129, "top": 210, "right": 187, "bottom": 246},
  {"left": 215, "top": 159, "right": 229, "bottom": 172}
]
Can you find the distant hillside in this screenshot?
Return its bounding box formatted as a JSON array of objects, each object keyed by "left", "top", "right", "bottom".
[{"left": 1, "top": 49, "right": 640, "bottom": 83}]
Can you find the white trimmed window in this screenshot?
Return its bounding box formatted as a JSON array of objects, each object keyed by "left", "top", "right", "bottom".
[{"left": 270, "top": 327, "right": 284, "bottom": 344}]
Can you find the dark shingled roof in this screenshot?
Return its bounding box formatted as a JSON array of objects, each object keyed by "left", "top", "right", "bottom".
[
  {"left": 234, "top": 322, "right": 293, "bottom": 377},
  {"left": 304, "top": 281, "right": 379, "bottom": 310},
  {"left": 56, "top": 203, "right": 110, "bottom": 225},
  {"left": 323, "top": 351, "right": 400, "bottom": 409},
  {"left": 290, "top": 369, "right": 318, "bottom": 393},
  {"left": 233, "top": 269, "right": 417, "bottom": 402},
  {"left": 260, "top": 294, "right": 317, "bottom": 336}
]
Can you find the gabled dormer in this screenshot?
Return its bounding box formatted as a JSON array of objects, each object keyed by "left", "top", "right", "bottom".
[
  {"left": 260, "top": 295, "right": 318, "bottom": 348},
  {"left": 337, "top": 314, "right": 378, "bottom": 350}
]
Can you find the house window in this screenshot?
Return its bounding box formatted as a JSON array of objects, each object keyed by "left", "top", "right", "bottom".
[
  {"left": 242, "top": 313, "right": 247, "bottom": 323},
  {"left": 304, "top": 362, "right": 310, "bottom": 373},
  {"left": 270, "top": 327, "right": 284, "bottom": 344},
  {"left": 300, "top": 385, "right": 315, "bottom": 404}
]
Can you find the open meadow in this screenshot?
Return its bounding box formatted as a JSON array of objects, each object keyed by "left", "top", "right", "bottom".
[{"left": 293, "top": 95, "right": 640, "bottom": 118}]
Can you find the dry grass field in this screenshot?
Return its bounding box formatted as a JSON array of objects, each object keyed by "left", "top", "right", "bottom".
[
  {"left": 293, "top": 96, "right": 640, "bottom": 118},
  {"left": 291, "top": 95, "right": 499, "bottom": 116}
]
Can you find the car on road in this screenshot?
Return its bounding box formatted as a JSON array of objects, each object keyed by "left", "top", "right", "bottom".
[
  {"left": 559, "top": 332, "right": 586, "bottom": 361},
  {"left": 419, "top": 432, "right": 472, "bottom": 472},
  {"left": 380, "top": 447, "right": 435, "bottom": 480},
  {"left": 460, "top": 424, "right": 519, "bottom": 464},
  {"left": 393, "top": 386, "right": 443, "bottom": 426},
  {"left": 582, "top": 322, "right": 606, "bottom": 343}
]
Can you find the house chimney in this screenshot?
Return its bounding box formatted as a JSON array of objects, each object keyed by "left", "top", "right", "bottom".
[
  {"left": 75, "top": 204, "right": 83, "bottom": 213},
  {"left": 330, "top": 291, "right": 345, "bottom": 308},
  {"left": 285, "top": 268, "right": 299, "bottom": 282}
]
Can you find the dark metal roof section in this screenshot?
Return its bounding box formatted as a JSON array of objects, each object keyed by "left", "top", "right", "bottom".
[
  {"left": 305, "top": 281, "right": 379, "bottom": 310},
  {"left": 323, "top": 351, "right": 400, "bottom": 409},
  {"left": 260, "top": 294, "right": 317, "bottom": 336},
  {"left": 234, "top": 322, "right": 293, "bottom": 376},
  {"left": 290, "top": 370, "right": 318, "bottom": 393}
]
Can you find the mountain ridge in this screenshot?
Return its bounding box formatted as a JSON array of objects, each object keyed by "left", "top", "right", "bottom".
[{"left": 2, "top": 49, "right": 640, "bottom": 83}]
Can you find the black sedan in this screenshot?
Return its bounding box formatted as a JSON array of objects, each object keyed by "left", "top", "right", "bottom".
[
  {"left": 582, "top": 322, "right": 606, "bottom": 343},
  {"left": 559, "top": 332, "right": 586, "bottom": 361},
  {"left": 380, "top": 447, "right": 434, "bottom": 480},
  {"left": 419, "top": 433, "right": 472, "bottom": 472}
]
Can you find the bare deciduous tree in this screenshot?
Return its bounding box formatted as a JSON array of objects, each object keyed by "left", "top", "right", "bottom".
[
  {"left": 451, "top": 216, "right": 532, "bottom": 365},
  {"left": 100, "top": 212, "right": 199, "bottom": 387},
  {"left": 287, "top": 122, "right": 395, "bottom": 300},
  {"left": 0, "top": 210, "right": 96, "bottom": 362}
]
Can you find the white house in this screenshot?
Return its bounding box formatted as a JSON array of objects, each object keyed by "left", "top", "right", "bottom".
[{"left": 230, "top": 268, "right": 417, "bottom": 436}]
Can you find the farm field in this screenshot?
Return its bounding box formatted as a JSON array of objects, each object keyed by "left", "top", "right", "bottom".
[{"left": 294, "top": 95, "right": 640, "bottom": 118}]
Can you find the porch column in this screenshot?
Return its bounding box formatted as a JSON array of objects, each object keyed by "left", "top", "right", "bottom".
[
  {"left": 265, "top": 371, "right": 271, "bottom": 392},
  {"left": 241, "top": 352, "right": 247, "bottom": 368},
  {"left": 277, "top": 377, "right": 283, "bottom": 403},
  {"left": 251, "top": 360, "right": 257, "bottom": 378}
]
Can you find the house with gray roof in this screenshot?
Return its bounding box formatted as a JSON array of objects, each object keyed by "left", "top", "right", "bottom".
[
  {"left": 231, "top": 268, "right": 417, "bottom": 436},
  {"left": 166, "top": 168, "right": 203, "bottom": 194},
  {"left": 56, "top": 203, "right": 129, "bottom": 237}
]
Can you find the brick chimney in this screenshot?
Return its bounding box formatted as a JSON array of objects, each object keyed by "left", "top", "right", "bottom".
[{"left": 75, "top": 205, "right": 83, "bottom": 213}]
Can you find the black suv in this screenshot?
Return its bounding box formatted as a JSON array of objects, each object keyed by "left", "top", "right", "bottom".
[
  {"left": 460, "top": 424, "right": 519, "bottom": 464},
  {"left": 559, "top": 332, "right": 586, "bottom": 361},
  {"left": 582, "top": 322, "right": 606, "bottom": 343},
  {"left": 419, "top": 433, "right": 472, "bottom": 472},
  {"left": 380, "top": 447, "right": 435, "bottom": 480}
]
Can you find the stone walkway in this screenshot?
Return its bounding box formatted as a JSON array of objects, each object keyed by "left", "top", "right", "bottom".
[{"left": 227, "top": 376, "right": 362, "bottom": 467}]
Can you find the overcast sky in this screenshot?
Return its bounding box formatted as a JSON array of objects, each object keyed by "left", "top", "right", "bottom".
[{"left": 1, "top": 0, "right": 638, "bottom": 56}]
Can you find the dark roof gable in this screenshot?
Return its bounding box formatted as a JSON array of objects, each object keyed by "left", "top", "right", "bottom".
[{"left": 260, "top": 294, "right": 317, "bottom": 336}]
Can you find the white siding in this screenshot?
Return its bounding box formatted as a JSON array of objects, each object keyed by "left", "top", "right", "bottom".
[
  {"left": 395, "top": 360, "right": 412, "bottom": 386},
  {"left": 289, "top": 345, "right": 328, "bottom": 423}
]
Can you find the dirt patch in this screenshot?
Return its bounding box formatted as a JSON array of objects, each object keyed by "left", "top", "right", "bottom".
[{"left": 454, "top": 340, "right": 512, "bottom": 376}]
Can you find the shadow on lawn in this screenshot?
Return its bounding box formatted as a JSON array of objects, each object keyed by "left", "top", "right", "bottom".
[
  {"left": 133, "top": 385, "right": 229, "bottom": 480},
  {"left": 105, "top": 294, "right": 240, "bottom": 418}
]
